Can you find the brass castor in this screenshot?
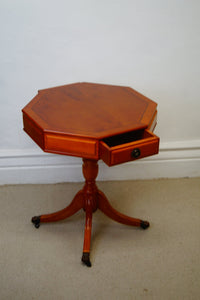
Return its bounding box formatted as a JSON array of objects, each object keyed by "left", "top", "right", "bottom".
[
  {"left": 32, "top": 216, "right": 41, "bottom": 229},
  {"left": 82, "top": 252, "right": 91, "bottom": 267},
  {"left": 140, "top": 220, "right": 150, "bottom": 230}
]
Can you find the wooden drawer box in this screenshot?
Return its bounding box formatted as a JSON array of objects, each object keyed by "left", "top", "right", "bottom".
[{"left": 100, "top": 129, "right": 159, "bottom": 166}]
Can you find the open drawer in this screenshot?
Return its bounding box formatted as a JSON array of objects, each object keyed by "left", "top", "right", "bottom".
[{"left": 100, "top": 129, "right": 159, "bottom": 166}]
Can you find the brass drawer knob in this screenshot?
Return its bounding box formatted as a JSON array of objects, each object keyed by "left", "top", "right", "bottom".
[{"left": 131, "top": 148, "right": 141, "bottom": 158}]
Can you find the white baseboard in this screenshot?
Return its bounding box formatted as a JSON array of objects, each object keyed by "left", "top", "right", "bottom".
[{"left": 0, "top": 140, "right": 200, "bottom": 185}]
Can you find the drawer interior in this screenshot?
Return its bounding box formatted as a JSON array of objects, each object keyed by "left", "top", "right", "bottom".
[{"left": 102, "top": 129, "right": 152, "bottom": 148}]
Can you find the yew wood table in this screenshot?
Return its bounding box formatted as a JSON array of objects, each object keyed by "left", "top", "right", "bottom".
[{"left": 22, "top": 82, "right": 159, "bottom": 267}]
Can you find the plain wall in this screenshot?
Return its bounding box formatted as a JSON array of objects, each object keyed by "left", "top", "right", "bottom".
[{"left": 0, "top": 0, "right": 200, "bottom": 182}]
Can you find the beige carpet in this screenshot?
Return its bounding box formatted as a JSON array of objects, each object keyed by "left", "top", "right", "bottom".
[{"left": 0, "top": 178, "right": 200, "bottom": 300}]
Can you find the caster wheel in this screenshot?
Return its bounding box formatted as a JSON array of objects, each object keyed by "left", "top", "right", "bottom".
[
  {"left": 140, "top": 220, "right": 150, "bottom": 230},
  {"left": 34, "top": 223, "right": 40, "bottom": 229},
  {"left": 82, "top": 252, "right": 92, "bottom": 267},
  {"left": 32, "top": 216, "right": 41, "bottom": 229}
]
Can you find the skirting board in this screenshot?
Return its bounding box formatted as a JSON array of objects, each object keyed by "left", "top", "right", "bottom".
[{"left": 0, "top": 140, "right": 200, "bottom": 185}]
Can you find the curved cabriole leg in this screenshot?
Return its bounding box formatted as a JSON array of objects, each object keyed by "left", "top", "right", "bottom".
[
  {"left": 31, "top": 190, "right": 84, "bottom": 226},
  {"left": 82, "top": 211, "right": 93, "bottom": 267},
  {"left": 98, "top": 190, "right": 150, "bottom": 229}
]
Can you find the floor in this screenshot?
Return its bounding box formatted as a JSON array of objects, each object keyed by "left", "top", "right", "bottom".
[{"left": 0, "top": 178, "right": 200, "bottom": 300}]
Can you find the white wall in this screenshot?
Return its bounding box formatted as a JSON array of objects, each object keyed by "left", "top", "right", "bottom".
[{"left": 1, "top": 0, "right": 200, "bottom": 184}]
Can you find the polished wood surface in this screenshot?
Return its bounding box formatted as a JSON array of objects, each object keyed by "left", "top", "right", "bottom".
[
  {"left": 45, "top": 133, "right": 98, "bottom": 159},
  {"left": 100, "top": 129, "right": 159, "bottom": 166},
  {"left": 23, "top": 82, "right": 159, "bottom": 266},
  {"left": 32, "top": 159, "right": 149, "bottom": 267},
  {"left": 23, "top": 82, "right": 157, "bottom": 139},
  {"left": 22, "top": 82, "right": 159, "bottom": 163}
]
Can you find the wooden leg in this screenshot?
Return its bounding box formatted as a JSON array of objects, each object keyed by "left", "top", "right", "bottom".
[
  {"left": 98, "top": 190, "right": 150, "bottom": 229},
  {"left": 81, "top": 159, "right": 98, "bottom": 267},
  {"left": 31, "top": 158, "right": 150, "bottom": 267},
  {"left": 82, "top": 210, "right": 93, "bottom": 267},
  {"left": 32, "top": 190, "right": 84, "bottom": 228}
]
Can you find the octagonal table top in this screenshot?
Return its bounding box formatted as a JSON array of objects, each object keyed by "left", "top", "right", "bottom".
[{"left": 22, "top": 82, "right": 157, "bottom": 139}]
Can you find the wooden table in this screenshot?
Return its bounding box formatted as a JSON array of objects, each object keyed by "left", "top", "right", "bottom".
[{"left": 22, "top": 82, "right": 159, "bottom": 267}]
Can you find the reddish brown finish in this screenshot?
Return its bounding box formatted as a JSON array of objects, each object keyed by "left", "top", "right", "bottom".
[
  {"left": 45, "top": 133, "right": 98, "bottom": 159},
  {"left": 24, "top": 82, "right": 159, "bottom": 266},
  {"left": 100, "top": 129, "right": 159, "bottom": 166},
  {"left": 83, "top": 211, "right": 93, "bottom": 254},
  {"left": 23, "top": 113, "right": 44, "bottom": 150},
  {"left": 39, "top": 190, "right": 84, "bottom": 223},
  {"left": 98, "top": 190, "right": 142, "bottom": 227},
  {"left": 32, "top": 159, "right": 149, "bottom": 266},
  {"left": 82, "top": 159, "right": 98, "bottom": 254},
  {"left": 22, "top": 82, "right": 159, "bottom": 162},
  {"left": 23, "top": 83, "right": 156, "bottom": 138}
]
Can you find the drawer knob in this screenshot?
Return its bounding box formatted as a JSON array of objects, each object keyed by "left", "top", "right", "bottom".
[{"left": 131, "top": 148, "right": 141, "bottom": 159}]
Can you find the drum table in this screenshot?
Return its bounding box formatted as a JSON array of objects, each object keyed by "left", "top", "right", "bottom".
[{"left": 22, "top": 82, "right": 159, "bottom": 267}]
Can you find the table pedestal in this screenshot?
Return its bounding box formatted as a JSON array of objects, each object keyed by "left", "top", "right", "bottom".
[{"left": 32, "top": 159, "right": 149, "bottom": 267}]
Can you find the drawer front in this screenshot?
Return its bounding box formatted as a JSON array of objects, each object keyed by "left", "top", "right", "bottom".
[
  {"left": 45, "top": 133, "right": 98, "bottom": 159},
  {"left": 100, "top": 130, "right": 159, "bottom": 166},
  {"left": 110, "top": 139, "right": 159, "bottom": 165}
]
